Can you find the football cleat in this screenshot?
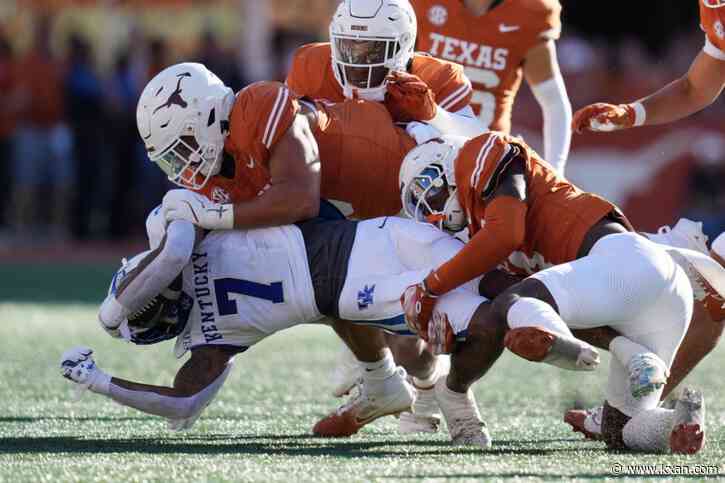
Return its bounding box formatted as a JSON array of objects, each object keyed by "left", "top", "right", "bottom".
[
  {"left": 435, "top": 379, "right": 491, "bottom": 448},
  {"left": 313, "top": 367, "right": 415, "bottom": 437},
  {"left": 670, "top": 387, "right": 706, "bottom": 454},
  {"left": 563, "top": 406, "right": 603, "bottom": 440},
  {"left": 59, "top": 346, "right": 102, "bottom": 400},
  {"left": 504, "top": 326, "right": 600, "bottom": 371},
  {"left": 330, "top": 345, "right": 363, "bottom": 398},
  {"left": 627, "top": 352, "right": 669, "bottom": 399},
  {"left": 655, "top": 218, "right": 709, "bottom": 255},
  {"left": 398, "top": 384, "right": 441, "bottom": 434}
]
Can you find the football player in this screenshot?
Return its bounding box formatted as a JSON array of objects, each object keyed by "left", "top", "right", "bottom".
[
  {"left": 60, "top": 202, "right": 500, "bottom": 445},
  {"left": 285, "top": 0, "right": 485, "bottom": 143},
  {"left": 138, "top": 62, "right": 465, "bottom": 437},
  {"left": 399, "top": 136, "right": 722, "bottom": 453},
  {"left": 412, "top": 0, "right": 572, "bottom": 172},
  {"left": 572, "top": 0, "right": 725, "bottom": 133}
]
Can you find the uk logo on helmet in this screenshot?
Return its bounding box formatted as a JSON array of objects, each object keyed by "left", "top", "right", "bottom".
[{"left": 428, "top": 5, "right": 447, "bottom": 26}]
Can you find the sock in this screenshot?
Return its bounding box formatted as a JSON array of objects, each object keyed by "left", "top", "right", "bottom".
[
  {"left": 622, "top": 408, "right": 675, "bottom": 452},
  {"left": 361, "top": 349, "right": 395, "bottom": 382},
  {"left": 412, "top": 356, "right": 440, "bottom": 389},
  {"left": 609, "top": 336, "right": 652, "bottom": 367},
  {"left": 507, "top": 297, "right": 575, "bottom": 338}
]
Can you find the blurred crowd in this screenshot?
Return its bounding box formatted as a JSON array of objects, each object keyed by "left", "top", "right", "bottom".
[{"left": 1, "top": 6, "right": 724, "bottom": 246}]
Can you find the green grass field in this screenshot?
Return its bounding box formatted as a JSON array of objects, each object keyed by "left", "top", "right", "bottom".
[{"left": 2, "top": 264, "right": 725, "bottom": 482}]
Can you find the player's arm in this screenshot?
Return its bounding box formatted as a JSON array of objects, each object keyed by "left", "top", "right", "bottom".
[
  {"left": 523, "top": 40, "right": 572, "bottom": 173},
  {"left": 403, "top": 144, "right": 528, "bottom": 335},
  {"left": 386, "top": 71, "right": 486, "bottom": 140},
  {"left": 229, "top": 112, "right": 321, "bottom": 228},
  {"left": 426, "top": 151, "right": 528, "bottom": 296},
  {"left": 60, "top": 345, "right": 235, "bottom": 423},
  {"left": 573, "top": 46, "right": 725, "bottom": 133},
  {"left": 99, "top": 219, "right": 201, "bottom": 336}
]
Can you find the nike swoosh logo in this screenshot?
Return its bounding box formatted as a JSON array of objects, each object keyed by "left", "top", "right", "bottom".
[
  {"left": 377, "top": 217, "right": 389, "bottom": 229},
  {"left": 247, "top": 157, "right": 255, "bottom": 169},
  {"left": 499, "top": 24, "right": 520, "bottom": 33}
]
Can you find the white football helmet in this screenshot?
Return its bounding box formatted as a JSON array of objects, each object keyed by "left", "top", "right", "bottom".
[
  {"left": 330, "top": 0, "right": 417, "bottom": 101},
  {"left": 137, "top": 63, "right": 235, "bottom": 189},
  {"left": 399, "top": 135, "right": 468, "bottom": 233},
  {"left": 703, "top": 0, "right": 725, "bottom": 8}
]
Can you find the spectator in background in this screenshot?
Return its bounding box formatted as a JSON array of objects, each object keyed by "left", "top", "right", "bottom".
[
  {"left": 195, "top": 31, "right": 245, "bottom": 91},
  {"left": 107, "top": 49, "right": 145, "bottom": 238},
  {"left": 65, "top": 33, "right": 104, "bottom": 240},
  {"left": 0, "top": 30, "right": 17, "bottom": 231},
  {"left": 147, "top": 37, "right": 169, "bottom": 80},
  {"left": 10, "top": 16, "right": 73, "bottom": 242}
]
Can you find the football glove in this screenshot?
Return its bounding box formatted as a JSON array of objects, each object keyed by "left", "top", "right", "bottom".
[
  {"left": 385, "top": 71, "right": 437, "bottom": 123},
  {"left": 401, "top": 276, "right": 438, "bottom": 340},
  {"left": 60, "top": 347, "right": 108, "bottom": 400},
  {"left": 572, "top": 103, "right": 636, "bottom": 134},
  {"left": 162, "top": 189, "right": 234, "bottom": 230}
]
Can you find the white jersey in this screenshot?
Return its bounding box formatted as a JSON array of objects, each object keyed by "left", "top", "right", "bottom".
[{"left": 145, "top": 206, "right": 488, "bottom": 354}]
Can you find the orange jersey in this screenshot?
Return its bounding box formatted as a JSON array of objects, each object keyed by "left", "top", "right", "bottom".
[
  {"left": 286, "top": 42, "right": 473, "bottom": 113},
  {"left": 313, "top": 99, "right": 416, "bottom": 218},
  {"left": 198, "top": 81, "right": 298, "bottom": 204},
  {"left": 198, "top": 81, "right": 414, "bottom": 218},
  {"left": 455, "top": 132, "right": 620, "bottom": 274},
  {"left": 700, "top": 0, "right": 725, "bottom": 57},
  {"left": 412, "top": 0, "right": 561, "bottom": 132}
]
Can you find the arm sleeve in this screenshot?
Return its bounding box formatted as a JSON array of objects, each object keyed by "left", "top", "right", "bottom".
[
  {"left": 530, "top": 73, "right": 572, "bottom": 174},
  {"left": 434, "top": 63, "right": 473, "bottom": 112},
  {"left": 94, "top": 361, "right": 233, "bottom": 421},
  {"left": 427, "top": 196, "right": 528, "bottom": 295},
  {"left": 98, "top": 220, "right": 195, "bottom": 330}
]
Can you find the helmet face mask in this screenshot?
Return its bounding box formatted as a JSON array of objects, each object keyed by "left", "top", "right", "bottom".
[
  {"left": 329, "top": 0, "right": 417, "bottom": 101},
  {"left": 152, "top": 134, "right": 223, "bottom": 190},
  {"left": 703, "top": 0, "right": 725, "bottom": 7},
  {"left": 399, "top": 136, "right": 469, "bottom": 233}
]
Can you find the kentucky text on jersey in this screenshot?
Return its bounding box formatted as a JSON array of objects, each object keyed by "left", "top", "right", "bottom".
[{"left": 192, "top": 251, "right": 223, "bottom": 343}]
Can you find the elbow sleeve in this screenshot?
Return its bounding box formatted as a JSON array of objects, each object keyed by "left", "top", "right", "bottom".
[{"left": 531, "top": 75, "right": 572, "bottom": 174}]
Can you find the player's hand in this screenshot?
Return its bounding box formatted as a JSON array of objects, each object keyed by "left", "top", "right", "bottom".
[
  {"left": 162, "top": 189, "right": 234, "bottom": 230},
  {"left": 572, "top": 103, "right": 635, "bottom": 134},
  {"left": 385, "top": 71, "right": 437, "bottom": 123},
  {"left": 60, "top": 347, "right": 106, "bottom": 399},
  {"left": 401, "top": 277, "right": 438, "bottom": 340}
]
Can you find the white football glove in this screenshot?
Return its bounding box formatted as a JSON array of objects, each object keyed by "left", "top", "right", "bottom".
[
  {"left": 406, "top": 121, "right": 443, "bottom": 145},
  {"left": 162, "top": 189, "right": 234, "bottom": 230},
  {"left": 60, "top": 347, "right": 108, "bottom": 400}
]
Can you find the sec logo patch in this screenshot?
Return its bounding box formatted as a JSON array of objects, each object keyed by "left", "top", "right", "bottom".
[
  {"left": 428, "top": 5, "right": 447, "bottom": 26},
  {"left": 716, "top": 20, "right": 725, "bottom": 40}
]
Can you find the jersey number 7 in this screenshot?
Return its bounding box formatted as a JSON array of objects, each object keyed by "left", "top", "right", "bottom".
[{"left": 214, "top": 278, "right": 285, "bottom": 316}]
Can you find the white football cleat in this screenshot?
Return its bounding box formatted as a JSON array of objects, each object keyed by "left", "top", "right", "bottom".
[
  {"left": 399, "top": 384, "right": 441, "bottom": 434},
  {"left": 59, "top": 346, "right": 102, "bottom": 400},
  {"left": 654, "top": 218, "right": 709, "bottom": 255},
  {"left": 670, "top": 387, "right": 706, "bottom": 454},
  {"left": 313, "top": 367, "right": 415, "bottom": 437},
  {"left": 435, "top": 379, "right": 491, "bottom": 448},
  {"left": 330, "top": 344, "right": 363, "bottom": 398},
  {"left": 564, "top": 405, "right": 603, "bottom": 440},
  {"left": 627, "top": 352, "right": 669, "bottom": 399}
]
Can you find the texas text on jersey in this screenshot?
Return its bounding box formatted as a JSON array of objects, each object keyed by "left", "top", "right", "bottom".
[{"left": 412, "top": 0, "right": 561, "bottom": 132}]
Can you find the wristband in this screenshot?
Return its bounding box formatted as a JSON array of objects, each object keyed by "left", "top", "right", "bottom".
[{"left": 630, "top": 102, "right": 647, "bottom": 127}]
